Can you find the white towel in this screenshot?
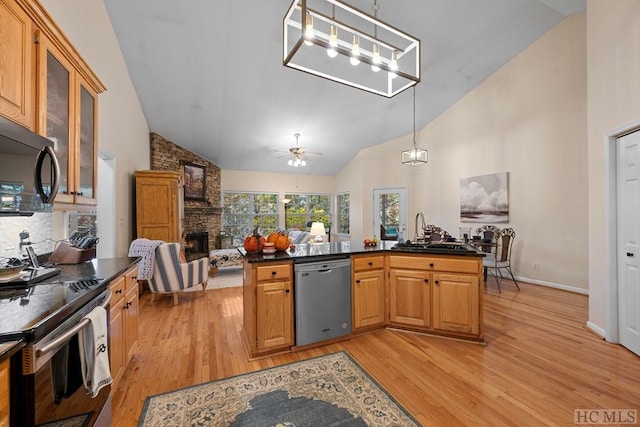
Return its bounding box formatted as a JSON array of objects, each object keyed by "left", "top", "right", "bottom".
[
  {"left": 78, "top": 306, "right": 112, "bottom": 398},
  {"left": 128, "top": 238, "right": 164, "bottom": 280}
]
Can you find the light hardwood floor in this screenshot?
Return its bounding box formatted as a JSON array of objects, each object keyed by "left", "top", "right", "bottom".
[{"left": 112, "top": 278, "right": 640, "bottom": 426}]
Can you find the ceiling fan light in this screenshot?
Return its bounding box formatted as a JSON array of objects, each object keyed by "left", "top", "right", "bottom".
[
  {"left": 288, "top": 158, "right": 294, "bottom": 166},
  {"left": 301, "top": 159, "right": 307, "bottom": 166}
]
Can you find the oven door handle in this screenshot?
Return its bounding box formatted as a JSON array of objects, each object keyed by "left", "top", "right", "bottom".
[{"left": 36, "top": 290, "right": 112, "bottom": 357}]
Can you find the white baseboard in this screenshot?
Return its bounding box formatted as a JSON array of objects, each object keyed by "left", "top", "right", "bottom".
[
  {"left": 586, "top": 321, "right": 607, "bottom": 339},
  {"left": 513, "top": 275, "right": 589, "bottom": 295}
]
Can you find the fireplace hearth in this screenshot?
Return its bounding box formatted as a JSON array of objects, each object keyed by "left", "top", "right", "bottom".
[{"left": 184, "top": 232, "right": 209, "bottom": 261}]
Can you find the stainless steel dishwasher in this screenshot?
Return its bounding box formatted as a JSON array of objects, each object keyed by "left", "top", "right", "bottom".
[{"left": 294, "top": 257, "right": 352, "bottom": 346}]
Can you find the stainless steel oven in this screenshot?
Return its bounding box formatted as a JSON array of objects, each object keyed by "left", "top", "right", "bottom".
[{"left": 11, "top": 288, "right": 112, "bottom": 426}]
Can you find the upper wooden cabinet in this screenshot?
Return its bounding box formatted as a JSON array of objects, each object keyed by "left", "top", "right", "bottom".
[
  {"left": 0, "top": 0, "right": 35, "bottom": 128},
  {"left": 0, "top": 0, "right": 105, "bottom": 205}
]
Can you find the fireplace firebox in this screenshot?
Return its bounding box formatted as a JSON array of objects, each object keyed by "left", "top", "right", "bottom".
[{"left": 184, "top": 232, "right": 209, "bottom": 261}]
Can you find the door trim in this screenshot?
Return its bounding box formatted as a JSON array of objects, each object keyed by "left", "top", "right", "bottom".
[{"left": 604, "top": 119, "right": 640, "bottom": 343}]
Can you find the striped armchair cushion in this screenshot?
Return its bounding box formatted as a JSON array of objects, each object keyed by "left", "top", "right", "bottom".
[{"left": 148, "top": 243, "right": 208, "bottom": 294}]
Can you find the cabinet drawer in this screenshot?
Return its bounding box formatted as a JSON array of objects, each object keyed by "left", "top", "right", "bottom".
[
  {"left": 256, "top": 263, "right": 291, "bottom": 281},
  {"left": 124, "top": 266, "right": 138, "bottom": 292},
  {"left": 390, "top": 255, "right": 479, "bottom": 274},
  {"left": 352, "top": 256, "right": 385, "bottom": 272},
  {"left": 109, "top": 276, "right": 126, "bottom": 305}
]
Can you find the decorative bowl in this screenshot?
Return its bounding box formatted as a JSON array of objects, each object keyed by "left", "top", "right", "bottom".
[{"left": 0, "top": 261, "right": 26, "bottom": 279}]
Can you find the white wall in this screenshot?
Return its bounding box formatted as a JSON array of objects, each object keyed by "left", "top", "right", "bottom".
[
  {"left": 337, "top": 13, "right": 588, "bottom": 291},
  {"left": 586, "top": 0, "right": 640, "bottom": 336},
  {"left": 41, "top": 0, "right": 150, "bottom": 257}
]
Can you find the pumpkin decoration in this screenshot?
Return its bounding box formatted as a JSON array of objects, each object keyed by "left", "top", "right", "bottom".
[
  {"left": 267, "top": 231, "right": 291, "bottom": 251},
  {"left": 243, "top": 227, "right": 266, "bottom": 253}
]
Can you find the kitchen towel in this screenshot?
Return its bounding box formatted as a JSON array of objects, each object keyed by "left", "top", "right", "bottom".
[
  {"left": 128, "top": 238, "right": 164, "bottom": 280},
  {"left": 78, "top": 306, "right": 112, "bottom": 398}
]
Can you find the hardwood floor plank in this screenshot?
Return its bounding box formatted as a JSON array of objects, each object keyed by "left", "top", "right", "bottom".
[{"left": 112, "top": 281, "right": 640, "bottom": 426}]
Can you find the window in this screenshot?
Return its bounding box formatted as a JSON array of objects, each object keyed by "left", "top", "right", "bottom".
[
  {"left": 336, "top": 193, "right": 349, "bottom": 234},
  {"left": 222, "top": 192, "right": 278, "bottom": 241},
  {"left": 284, "top": 193, "right": 331, "bottom": 231}
]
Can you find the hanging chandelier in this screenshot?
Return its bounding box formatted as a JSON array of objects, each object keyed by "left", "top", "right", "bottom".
[
  {"left": 283, "top": 0, "right": 421, "bottom": 97},
  {"left": 402, "top": 86, "right": 428, "bottom": 165}
]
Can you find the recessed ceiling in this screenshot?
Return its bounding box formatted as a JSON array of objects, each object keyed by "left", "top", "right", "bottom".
[{"left": 104, "top": 0, "right": 585, "bottom": 175}]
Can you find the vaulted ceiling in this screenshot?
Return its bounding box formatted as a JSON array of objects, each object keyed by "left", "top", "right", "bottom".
[{"left": 104, "top": 0, "right": 585, "bottom": 175}]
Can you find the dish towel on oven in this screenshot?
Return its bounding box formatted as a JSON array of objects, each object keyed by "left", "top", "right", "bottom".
[
  {"left": 128, "top": 238, "right": 164, "bottom": 280},
  {"left": 78, "top": 306, "right": 112, "bottom": 397}
]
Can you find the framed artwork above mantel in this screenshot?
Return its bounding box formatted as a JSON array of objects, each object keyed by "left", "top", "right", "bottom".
[{"left": 182, "top": 162, "right": 206, "bottom": 200}]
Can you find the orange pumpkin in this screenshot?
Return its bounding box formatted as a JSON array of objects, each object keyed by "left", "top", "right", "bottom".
[
  {"left": 243, "top": 227, "right": 266, "bottom": 253},
  {"left": 267, "top": 232, "right": 290, "bottom": 251}
]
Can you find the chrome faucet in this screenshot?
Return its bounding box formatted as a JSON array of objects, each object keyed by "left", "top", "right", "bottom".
[{"left": 414, "top": 212, "right": 427, "bottom": 242}]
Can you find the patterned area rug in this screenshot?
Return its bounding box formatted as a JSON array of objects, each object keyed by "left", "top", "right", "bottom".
[{"left": 138, "top": 351, "right": 419, "bottom": 426}]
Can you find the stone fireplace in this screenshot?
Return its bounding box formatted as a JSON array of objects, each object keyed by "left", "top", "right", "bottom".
[
  {"left": 184, "top": 231, "right": 209, "bottom": 261},
  {"left": 150, "top": 132, "right": 224, "bottom": 250}
]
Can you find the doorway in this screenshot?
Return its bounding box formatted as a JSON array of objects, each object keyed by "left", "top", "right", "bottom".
[
  {"left": 616, "top": 129, "right": 640, "bottom": 355},
  {"left": 97, "top": 153, "right": 116, "bottom": 258},
  {"left": 373, "top": 188, "right": 406, "bottom": 242}
]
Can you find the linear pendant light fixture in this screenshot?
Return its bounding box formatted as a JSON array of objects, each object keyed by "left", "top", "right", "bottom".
[
  {"left": 283, "top": 0, "right": 421, "bottom": 97},
  {"left": 402, "top": 86, "right": 428, "bottom": 165}
]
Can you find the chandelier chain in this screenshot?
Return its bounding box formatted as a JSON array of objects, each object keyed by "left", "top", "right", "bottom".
[{"left": 413, "top": 86, "right": 416, "bottom": 147}]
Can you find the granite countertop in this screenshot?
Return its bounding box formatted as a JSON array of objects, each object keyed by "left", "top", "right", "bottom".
[
  {"left": 0, "top": 338, "right": 25, "bottom": 363},
  {"left": 0, "top": 257, "right": 139, "bottom": 345},
  {"left": 241, "top": 240, "right": 485, "bottom": 263}
]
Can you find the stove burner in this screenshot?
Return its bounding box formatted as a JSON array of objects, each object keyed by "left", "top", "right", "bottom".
[{"left": 66, "top": 279, "right": 102, "bottom": 293}]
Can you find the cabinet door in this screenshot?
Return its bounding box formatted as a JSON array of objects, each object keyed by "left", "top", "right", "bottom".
[
  {"left": 136, "top": 175, "right": 181, "bottom": 242},
  {"left": 0, "top": 358, "right": 8, "bottom": 426},
  {"left": 256, "top": 280, "right": 293, "bottom": 351},
  {"left": 432, "top": 273, "right": 479, "bottom": 335},
  {"left": 109, "top": 301, "right": 125, "bottom": 386},
  {"left": 37, "top": 35, "right": 75, "bottom": 204},
  {"left": 0, "top": 0, "right": 34, "bottom": 128},
  {"left": 74, "top": 78, "right": 97, "bottom": 204},
  {"left": 124, "top": 283, "right": 139, "bottom": 364},
  {"left": 353, "top": 269, "right": 385, "bottom": 330},
  {"left": 389, "top": 269, "right": 431, "bottom": 327}
]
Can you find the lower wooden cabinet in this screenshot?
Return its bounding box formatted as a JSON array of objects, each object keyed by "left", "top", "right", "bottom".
[
  {"left": 352, "top": 255, "right": 386, "bottom": 331},
  {"left": 432, "top": 273, "right": 479, "bottom": 335},
  {"left": 109, "top": 266, "right": 138, "bottom": 389},
  {"left": 0, "top": 357, "right": 9, "bottom": 427},
  {"left": 389, "top": 269, "right": 431, "bottom": 328},
  {"left": 243, "top": 260, "right": 293, "bottom": 357}
]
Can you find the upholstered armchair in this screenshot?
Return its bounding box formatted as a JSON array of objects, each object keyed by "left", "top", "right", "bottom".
[{"left": 148, "top": 242, "right": 208, "bottom": 305}]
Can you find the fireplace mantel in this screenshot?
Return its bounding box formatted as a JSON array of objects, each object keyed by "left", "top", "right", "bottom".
[{"left": 184, "top": 207, "right": 222, "bottom": 215}]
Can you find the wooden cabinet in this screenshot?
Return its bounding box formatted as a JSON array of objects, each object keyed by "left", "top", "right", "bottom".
[
  {"left": 352, "top": 255, "right": 386, "bottom": 331},
  {"left": 243, "top": 260, "right": 293, "bottom": 357},
  {"left": 0, "top": 0, "right": 105, "bottom": 205},
  {"left": 135, "top": 171, "right": 184, "bottom": 243},
  {"left": 109, "top": 266, "right": 139, "bottom": 389},
  {"left": 389, "top": 268, "right": 431, "bottom": 328},
  {"left": 0, "top": 357, "right": 8, "bottom": 427},
  {"left": 0, "top": 0, "right": 35, "bottom": 128},
  {"left": 389, "top": 254, "right": 483, "bottom": 340}
]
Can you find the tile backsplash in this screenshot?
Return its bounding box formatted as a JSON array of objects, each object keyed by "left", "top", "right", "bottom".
[{"left": 0, "top": 212, "right": 55, "bottom": 260}]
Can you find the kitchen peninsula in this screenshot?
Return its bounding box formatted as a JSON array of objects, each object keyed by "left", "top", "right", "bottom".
[{"left": 242, "top": 241, "right": 485, "bottom": 359}]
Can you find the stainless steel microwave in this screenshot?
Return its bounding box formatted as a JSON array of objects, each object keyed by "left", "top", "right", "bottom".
[{"left": 0, "top": 116, "right": 59, "bottom": 216}]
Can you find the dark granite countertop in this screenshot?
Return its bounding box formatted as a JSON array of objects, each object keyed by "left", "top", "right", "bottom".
[
  {"left": 0, "top": 257, "right": 139, "bottom": 344},
  {"left": 240, "top": 240, "right": 485, "bottom": 263},
  {"left": 0, "top": 338, "right": 24, "bottom": 363}
]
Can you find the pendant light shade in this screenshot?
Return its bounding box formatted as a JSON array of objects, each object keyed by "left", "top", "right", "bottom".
[{"left": 402, "top": 86, "right": 428, "bottom": 165}]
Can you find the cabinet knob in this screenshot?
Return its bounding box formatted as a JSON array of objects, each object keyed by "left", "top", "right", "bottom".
[
  {"left": 356, "top": 279, "right": 361, "bottom": 284},
  {"left": 424, "top": 278, "right": 429, "bottom": 283},
  {"left": 627, "top": 252, "right": 634, "bottom": 257},
  {"left": 368, "top": 262, "right": 373, "bottom": 266},
  {"left": 132, "top": 276, "right": 137, "bottom": 280},
  {"left": 435, "top": 280, "right": 440, "bottom": 285},
  {"left": 272, "top": 271, "right": 277, "bottom": 275},
  {"left": 429, "top": 263, "right": 434, "bottom": 268},
  {"left": 285, "top": 289, "right": 290, "bottom": 293},
  {"left": 115, "top": 289, "right": 123, "bottom": 294}
]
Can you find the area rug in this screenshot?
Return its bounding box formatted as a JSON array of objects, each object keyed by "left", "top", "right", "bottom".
[{"left": 138, "top": 351, "right": 419, "bottom": 426}]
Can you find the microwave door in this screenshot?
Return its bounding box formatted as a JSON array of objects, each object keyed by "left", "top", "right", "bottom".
[{"left": 35, "top": 146, "right": 60, "bottom": 203}]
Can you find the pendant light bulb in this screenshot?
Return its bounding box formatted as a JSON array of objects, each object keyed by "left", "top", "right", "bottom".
[
  {"left": 326, "top": 25, "right": 338, "bottom": 57},
  {"left": 350, "top": 34, "right": 360, "bottom": 66},
  {"left": 371, "top": 43, "right": 381, "bottom": 72},
  {"left": 304, "top": 14, "right": 314, "bottom": 46}
]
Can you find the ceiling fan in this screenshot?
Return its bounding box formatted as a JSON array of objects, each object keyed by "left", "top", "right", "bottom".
[{"left": 285, "top": 133, "right": 322, "bottom": 167}]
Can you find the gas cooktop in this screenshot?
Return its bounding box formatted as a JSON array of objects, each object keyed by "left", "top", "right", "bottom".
[{"left": 391, "top": 241, "right": 479, "bottom": 253}]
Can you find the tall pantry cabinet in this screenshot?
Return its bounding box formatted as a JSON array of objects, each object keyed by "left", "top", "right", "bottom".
[{"left": 135, "top": 170, "right": 184, "bottom": 243}]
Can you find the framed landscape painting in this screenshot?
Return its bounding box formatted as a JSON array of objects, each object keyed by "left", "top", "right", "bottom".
[
  {"left": 460, "top": 172, "right": 508, "bottom": 223},
  {"left": 182, "top": 162, "right": 206, "bottom": 200}
]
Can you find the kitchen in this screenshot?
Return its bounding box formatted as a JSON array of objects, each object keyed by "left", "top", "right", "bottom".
[{"left": 1, "top": 0, "right": 640, "bottom": 425}]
